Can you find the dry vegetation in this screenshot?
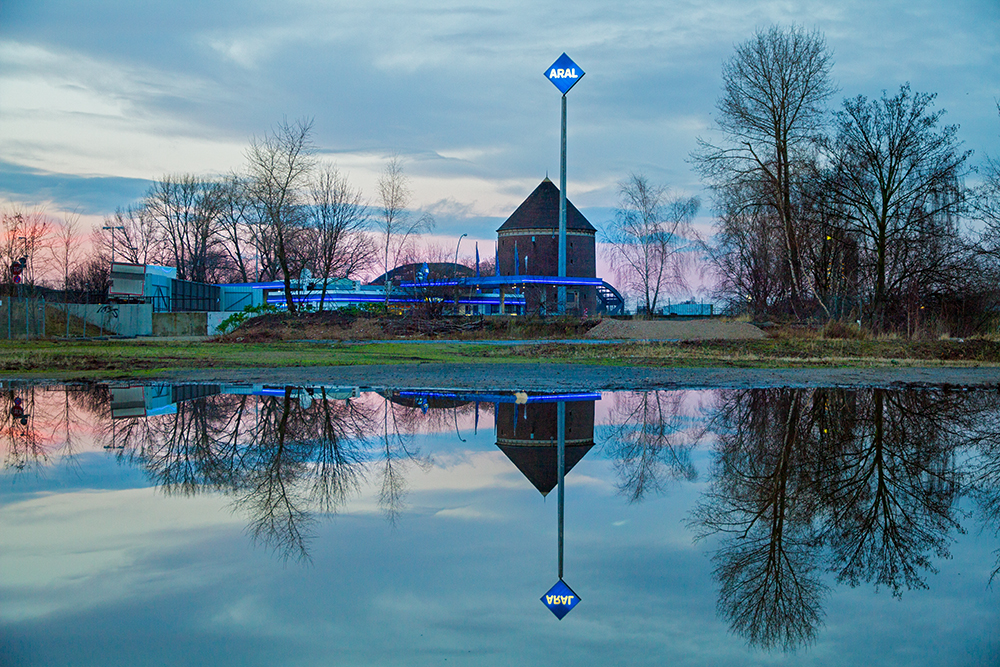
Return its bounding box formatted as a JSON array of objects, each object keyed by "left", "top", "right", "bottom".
[{"left": 214, "top": 311, "right": 604, "bottom": 343}]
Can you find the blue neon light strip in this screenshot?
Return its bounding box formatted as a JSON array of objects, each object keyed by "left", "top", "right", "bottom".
[
  {"left": 400, "top": 275, "right": 603, "bottom": 288},
  {"left": 397, "top": 391, "right": 601, "bottom": 403},
  {"left": 265, "top": 294, "right": 526, "bottom": 306}
]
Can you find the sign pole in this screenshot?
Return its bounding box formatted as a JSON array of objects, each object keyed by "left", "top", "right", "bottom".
[
  {"left": 558, "top": 95, "right": 567, "bottom": 315},
  {"left": 557, "top": 400, "right": 566, "bottom": 579},
  {"left": 545, "top": 53, "right": 583, "bottom": 317}
]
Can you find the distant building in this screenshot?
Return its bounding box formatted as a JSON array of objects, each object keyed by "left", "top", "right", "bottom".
[{"left": 496, "top": 178, "right": 597, "bottom": 316}]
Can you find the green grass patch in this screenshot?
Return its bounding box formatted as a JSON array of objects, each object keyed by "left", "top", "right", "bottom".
[{"left": 3, "top": 335, "right": 999, "bottom": 380}]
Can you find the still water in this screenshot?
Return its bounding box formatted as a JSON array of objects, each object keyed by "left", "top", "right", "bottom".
[{"left": 1, "top": 382, "right": 998, "bottom": 666}]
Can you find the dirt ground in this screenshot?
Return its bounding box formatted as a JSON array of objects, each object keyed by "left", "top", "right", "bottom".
[
  {"left": 585, "top": 318, "right": 766, "bottom": 340},
  {"left": 158, "top": 363, "right": 1000, "bottom": 392}
]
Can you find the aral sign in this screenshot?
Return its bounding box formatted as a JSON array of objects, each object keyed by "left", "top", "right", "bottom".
[{"left": 545, "top": 53, "right": 585, "bottom": 95}]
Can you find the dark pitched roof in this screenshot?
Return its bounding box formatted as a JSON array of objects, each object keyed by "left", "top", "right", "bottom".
[
  {"left": 497, "top": 178, "right": 596, "bottom": 233},
  {"left": 496, "top": 443, "right": 594, "bottom": 496}
]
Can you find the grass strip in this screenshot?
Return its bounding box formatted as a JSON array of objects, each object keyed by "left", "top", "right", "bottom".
[{"left": 3, "top": 337, "right": 1000, "bottom": 379}]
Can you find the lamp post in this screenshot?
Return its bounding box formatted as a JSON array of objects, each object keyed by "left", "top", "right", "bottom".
[
  {"left": 102, "top": 225, "right": 124, "bottom": 264},
  {"left": 453, "top": 234, "right": 467, "bottom": 275},
  {"left": 453, "top": 234, "right": 467, "bottom": 315}
]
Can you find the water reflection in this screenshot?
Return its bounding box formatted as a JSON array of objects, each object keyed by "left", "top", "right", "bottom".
[
  {"left": 3, "top": 381, "right": 999, "bottom": 655},
  {"left": 103, "top": 384, "right": 430, "bottom": 560},
  {"left": 690, "top": 387, "right": 1000, "bottom": 651},
  {"left": 600, "top": 391, "right": 699, "bottom": 502}
]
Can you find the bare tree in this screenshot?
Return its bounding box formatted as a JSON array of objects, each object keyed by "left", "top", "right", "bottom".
[
  {"left": 144, "top": 174, "right": 226, "bottom": 282},
  {"left": 603, "top": 173, "right": 698, "bottom": 314},
  {"left": 826, "top": 85, "right": 971, "bottom": 331},
  {"left": 306, "top": 165, "right": 375, "bottom": 309},
  {"left": 1, "top": 209, "right": 53, "bottom": 292},
  {"left": 245, "top": 119, "right": 317, "bottom": 312},
  {"left": 101, "top": 204, "right": 163, "bottom": 267},
  {"left": 49, "top": 211, "right": 83, "bottom": 292},
  {"left": 375, "top": 156, "right": 433, "bottom": 306},
  {"left": 216, "top": 173, "right": 258, "bottom": 282},
  {"left": 971, "top": 103, "right": 1000, "bottom": 263},
  {"left": 702, "top": 185, "right": 785, "bottom": 318},
  {"left": 693, "top": 25, "right": 835, "bottom": 314}
]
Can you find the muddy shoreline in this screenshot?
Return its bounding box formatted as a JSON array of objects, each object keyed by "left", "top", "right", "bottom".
[{"left": 139, "top": 363, "right": 1000, "bottom": 391}]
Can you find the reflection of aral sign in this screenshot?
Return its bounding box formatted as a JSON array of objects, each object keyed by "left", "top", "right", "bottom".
[{"left": 541, "top": 579, "right": 580, "bottom": 619}]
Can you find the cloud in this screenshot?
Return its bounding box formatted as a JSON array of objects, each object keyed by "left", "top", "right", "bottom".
[
  {"left": 0, "top": 0, "right": 996, "bottom": 222},
  {"left": 0, "top": 160, "right": 151, "bottom": 214}
]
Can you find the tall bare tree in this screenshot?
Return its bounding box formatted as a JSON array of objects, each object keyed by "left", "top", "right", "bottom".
[
  {"left": 827, "top": 85, "right": 971, "bottom": 331},
  {"left": 603, "top": 173, "right": 698, "bottom": 314},
  {"left": 307, "top": 165, "right": 375, "bottom": 309},
  {"left": 245, "top": 119, "right": 317, "bottom": 312},
  {"left": 693, "top": 25, "right": 835, "bottom": 314},
  {"left": 374, "top": 156, "right": 433, "bottom": 306}
]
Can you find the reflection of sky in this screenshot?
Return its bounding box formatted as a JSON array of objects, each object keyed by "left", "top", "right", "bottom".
[{"left": 1, "top": 391, "right": 998, "bottom": 666}]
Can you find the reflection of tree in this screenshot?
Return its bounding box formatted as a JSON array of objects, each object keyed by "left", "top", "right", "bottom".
[
  {"left": 1, "top": 385, "right": 93, "bottom": 475},
  {"left": 375, "top": 392, "right": 432, "bottom": 525},
  {"left": 102, "top": 388, "right": 435, "bottom": 560},
  {"left": 692, "top": 389, "right": 826, "bottom": 651},
  {"left": 956, "top": 390, "right": 1000, "bottom": 585},
  {"left": 692, "top": 387, "right": 981, "bottom": 651},
  {"left": 600, "top": 391, "right": 698, "bottom": 502},
  {"left": 817, "top": 389, "right": 966, "bottom": 595}
]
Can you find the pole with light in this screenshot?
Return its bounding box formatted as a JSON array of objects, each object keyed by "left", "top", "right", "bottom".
[
  {"left": 102, "top": 225, "right": 124, "bottom": 264},
  {"left": 544, "top": 54, "right": 585, "bottom": 316},
  {"left": 452, "top": 233, "right": 468, "bottom": 314}
]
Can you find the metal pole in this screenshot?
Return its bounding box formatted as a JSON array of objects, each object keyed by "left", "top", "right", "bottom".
[
  {"left": 557, "top": 400, "right": 566, "bottom": 579},
  {"left": 558, "top": 94, "right": 567, "bottom": 315}
]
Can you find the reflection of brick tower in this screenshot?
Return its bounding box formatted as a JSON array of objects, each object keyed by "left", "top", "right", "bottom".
[
  {"left": 496, "top": 398, "right": 596, "bottom": 496},
  {"left": 497, "top": 178, "right": 597, "bottom": 316}
]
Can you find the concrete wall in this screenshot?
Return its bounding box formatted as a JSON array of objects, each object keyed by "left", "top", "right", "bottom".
[
  {"left": 64, "top": 303, "right": 152, "bottom": 336},
  {"left": 152, "top": 312, "right": 208, "bottom": 337},
  {"left": 207, "top": 311, "right": 230, "bottom": 335}
]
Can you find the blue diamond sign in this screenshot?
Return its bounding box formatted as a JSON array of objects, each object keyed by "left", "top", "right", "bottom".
[
  {"left": 545, "top": 53, "right": 584, "bottom": 94},
  {"left": 541, "top": 579, "right": 581, "bottom": 619}
]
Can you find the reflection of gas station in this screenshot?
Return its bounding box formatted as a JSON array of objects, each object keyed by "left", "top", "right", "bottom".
[
  {"left": 109, "top": 384, "right": 359, "bottom": 419},
  {"left": 496, "top": 396, "right": 596, "bottom": 496},
  {"left": 396, "top": 388, "right": 596, "bottom": 619}
]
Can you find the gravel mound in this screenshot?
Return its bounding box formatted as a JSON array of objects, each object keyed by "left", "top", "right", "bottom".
[{"left": 584, "top": 318, "right": 766, "bottom": 341}]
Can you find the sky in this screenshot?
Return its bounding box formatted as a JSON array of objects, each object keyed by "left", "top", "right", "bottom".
[{"left": 1, "top": 0, "right": 999, "bottom": 280}]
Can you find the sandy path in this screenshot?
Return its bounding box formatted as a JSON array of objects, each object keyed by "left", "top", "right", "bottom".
[{"left": 584, "top": 318, "right": 766, "bottom": 340}]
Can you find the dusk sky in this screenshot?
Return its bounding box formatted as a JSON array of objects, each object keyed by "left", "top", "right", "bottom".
[{"left": 2, "top": 0, "right": 998, "bottom": 268}]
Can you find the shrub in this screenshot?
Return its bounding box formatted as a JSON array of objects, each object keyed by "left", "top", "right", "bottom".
[{"left": 217, "top": 304, "right": 280, "bottom": 335}]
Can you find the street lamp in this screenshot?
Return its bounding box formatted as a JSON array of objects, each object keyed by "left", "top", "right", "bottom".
[
  {"left": 453, "top": 234, "right": 467, "bottom": 315},
  {"left": 102, "top": 225, "right": 125, "bottom": 263},
  {"left": 453, "top": 233, "right": 467, "bottom": 276}
]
